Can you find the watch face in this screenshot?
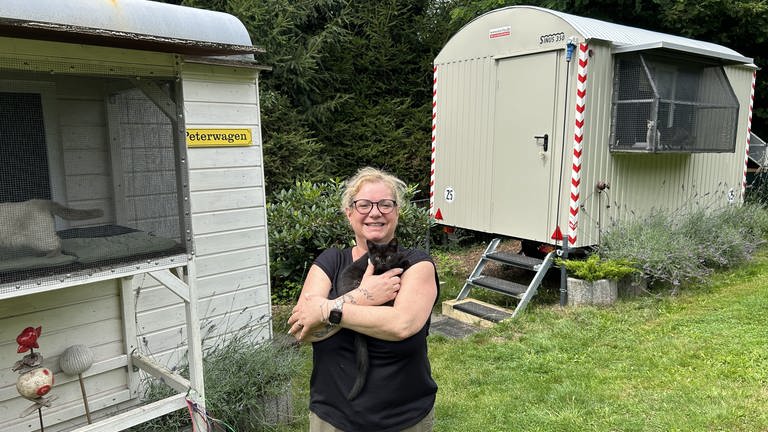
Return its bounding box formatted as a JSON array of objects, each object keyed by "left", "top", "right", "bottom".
[{"left": 329, "top": 309, "right": 343, "bottom": 324}]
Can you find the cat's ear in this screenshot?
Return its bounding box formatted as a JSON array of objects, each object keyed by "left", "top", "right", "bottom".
[
  {"left": 366, "top": 239, "right": 376, "bottom": 249},
  {"left": 388, "top": 238, "right": 398, "bottom": 248}
]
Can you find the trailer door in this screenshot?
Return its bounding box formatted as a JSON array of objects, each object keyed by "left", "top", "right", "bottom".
[{"left": 491, "top": 51, "right": 560, "bottom": 241}]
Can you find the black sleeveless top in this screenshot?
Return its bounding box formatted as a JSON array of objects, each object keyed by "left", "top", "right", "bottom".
[{"left": 310, "top": 247, "right": 439, "bottom": 431}]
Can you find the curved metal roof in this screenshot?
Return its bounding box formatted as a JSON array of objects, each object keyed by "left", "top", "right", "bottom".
[
  {"left": 484, "top": 6, "right": 753, "bottom": 65},
  {"left": 0, "top": 0, "right": 260, "bottom": 58}
]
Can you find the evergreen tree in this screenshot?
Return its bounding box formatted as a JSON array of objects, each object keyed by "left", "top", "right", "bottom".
[{"left": 174, "top": 0, "right": 765, "bottom": 194}]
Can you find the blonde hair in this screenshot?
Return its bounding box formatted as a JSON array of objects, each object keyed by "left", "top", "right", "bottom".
[{"left": 341, "top": 167, "right": 406, "bottom": 212}]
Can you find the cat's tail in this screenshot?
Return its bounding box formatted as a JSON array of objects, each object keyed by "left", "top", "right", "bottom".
[
  {"left": 347, "top": 334, "right": 370, "bottom": 400},
  {"left": 48, "top": 202, "right": 103, "bottom": 220}
]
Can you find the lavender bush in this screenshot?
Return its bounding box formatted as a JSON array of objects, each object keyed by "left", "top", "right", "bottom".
[{"left": 598, "top": 203, "right": 768, "bottom": 293}]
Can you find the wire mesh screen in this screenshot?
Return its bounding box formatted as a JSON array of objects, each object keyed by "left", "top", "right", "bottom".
[
  {"left": 111, "top": 88, "right": 185, "bottom": 239},
  {"left": 0, "top": 77, "right": 189, "bottom": 292},
  {"left": 0, "top": 92, "right": 51, "bottom": 201},
  {"left": 610, "top": 53, "right": 739, "bottom": 153}
]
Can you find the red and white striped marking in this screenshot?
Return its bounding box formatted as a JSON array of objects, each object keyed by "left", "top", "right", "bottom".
[
  {"left": 430, "top": 65, "right": 438, "bottom": 218},
  {"left": 741, "top": 70, "right": 757, "bottom": 199},
  {"left": 567, "top": 43, "right": 589, "bottom": 246}
]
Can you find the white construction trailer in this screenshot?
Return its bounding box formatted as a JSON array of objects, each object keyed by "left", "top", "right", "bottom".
[
  {"left": 0, "top": 1, "right": 271, "bottom": 431},
  {"left": 430, "top": 6, "right": 757, "bottom": 253}
]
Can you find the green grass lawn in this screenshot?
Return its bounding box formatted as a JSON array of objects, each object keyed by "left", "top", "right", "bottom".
[{"left": 278, "top": 251, "right": 768, "bottom": 431}]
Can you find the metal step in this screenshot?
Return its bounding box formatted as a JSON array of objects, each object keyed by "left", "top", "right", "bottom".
[
  {"left": 456, "top": 238, "right": 556, "bottom": 320},
  {"left": 453, "top": 300, "right": 513, "bottom": 323},
  {"left": 469, "top": 275, "right": 527, "bottom": 297},
  {"left": 485, "top": 251, "right": 543, "bottom": 270}
]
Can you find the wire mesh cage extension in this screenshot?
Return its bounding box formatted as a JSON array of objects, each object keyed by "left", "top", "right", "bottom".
[
  {"left": 0, "top": 68, "right": 191, "bottom": 294},
  {"left": 610, "top": 52, "right": 740, "bottom": 153}
]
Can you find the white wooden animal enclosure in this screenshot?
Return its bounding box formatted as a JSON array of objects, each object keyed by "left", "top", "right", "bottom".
[
  {"left": 0, "top": 1, "right": 271, "bottom": 431},
  {"left": 430, "top": 6, "right": 757, "bottom": 251}
]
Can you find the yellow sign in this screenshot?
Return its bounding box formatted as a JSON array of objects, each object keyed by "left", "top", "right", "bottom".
[{"left": 186, "top": 128, "right": 253, "bottom": 147}]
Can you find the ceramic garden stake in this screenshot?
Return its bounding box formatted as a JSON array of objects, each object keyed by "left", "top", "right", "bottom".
[
  {"left": 60, "top": 344, "right": 95, "bottom": 423},
  {"left": 12, "top": 326, "right": 55, "bottom": 431}
]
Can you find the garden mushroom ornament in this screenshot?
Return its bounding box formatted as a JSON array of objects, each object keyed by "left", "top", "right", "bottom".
[{"left": 60, "top": 344, "right": 95, "bottom": 423}]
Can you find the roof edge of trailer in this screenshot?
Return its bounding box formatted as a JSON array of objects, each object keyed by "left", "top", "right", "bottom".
[
  {"left": 0, "top": 0, "right": 262, "bottom": 59},
  {"left": 538, "top": 6, "right": 753, "bottom": 65},
  {"left": 464, "top": 5, "right": 753, "bottom": 65},
  {"left": 612, "top": 41, "right": 752, "bottom": 65}
]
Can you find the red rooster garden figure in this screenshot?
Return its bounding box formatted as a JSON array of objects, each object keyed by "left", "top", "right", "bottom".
[{"left": 12, "top": 326, "right": 55, "bottom": 431}]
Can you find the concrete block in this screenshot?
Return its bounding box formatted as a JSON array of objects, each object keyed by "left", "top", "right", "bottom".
[{"left": 567, "top": 277, "right": 617, "bottom": 306}]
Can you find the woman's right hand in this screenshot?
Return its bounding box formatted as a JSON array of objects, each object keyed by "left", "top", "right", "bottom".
[{"left": 352, "top": 262, "right": 403, "bottom": 305}]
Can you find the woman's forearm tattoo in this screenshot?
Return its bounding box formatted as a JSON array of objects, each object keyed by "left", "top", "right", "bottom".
[
  {"left": 352, "top": 288, "right": 374, "bottom": 302},
  {"left": 311, "top": 324, "right": 341, "bottom": 340}
]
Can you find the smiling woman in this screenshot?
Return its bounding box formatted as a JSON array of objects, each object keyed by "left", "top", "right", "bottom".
[{"left": 287, "top": 166, "right": 439, "bottom": 432}]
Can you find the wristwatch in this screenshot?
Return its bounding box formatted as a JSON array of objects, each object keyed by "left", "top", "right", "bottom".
[{"left": 328, "top": 297, "right": 344, "bottom": 325}]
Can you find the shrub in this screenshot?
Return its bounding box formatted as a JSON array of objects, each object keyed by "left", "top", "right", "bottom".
[
  {"left": 127, "top": 332, "right": 303, "bottom": 432},
  {"left": 267, "top": 179, "right": 432, "bottom": 303},
  {"left": 599, "top": 203, "right": 768, "bottom": 291},
  {"left": 267, "top": 179, "right": 349, "bottom": 303},
  {"left": 431, "top": 249, "right": 463, "bottom": 277},
  {"left": 556, "top": 254, "right": 638, "bottom": 282},
  {"left": 199, "top": 336, "right": 302, "bottom": 429},
  {"left": 745, "top": 171, "right": 768, "bottom": 205},
  {"left": 599, "top": 209, "right": 702, "bottom": 289}
]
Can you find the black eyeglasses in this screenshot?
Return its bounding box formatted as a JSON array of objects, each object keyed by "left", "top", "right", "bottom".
[{"left": 352, "top": 199, "right": 398, "bottom": 214}]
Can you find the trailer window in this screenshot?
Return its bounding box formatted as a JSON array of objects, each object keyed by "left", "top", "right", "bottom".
[{"left": 609, "top": 52, "right": 739, "bottom": 153}]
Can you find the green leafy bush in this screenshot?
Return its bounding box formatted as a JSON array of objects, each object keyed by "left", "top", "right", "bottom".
[
  {"left": 557, "top": 254, "right": 638, "bottom": 282},
  {"left": 267, "top": 179, "right": 348, "bottom": 302},
  {"left": 267, "top": 179, "right": 432, "bottom": 303},
  {"left": 431, "top": 249, "right": 463, "bottom": 277}
]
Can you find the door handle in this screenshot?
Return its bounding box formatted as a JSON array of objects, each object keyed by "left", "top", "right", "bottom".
[{"left": 534, "top": 134, "right": 549, "bottom": 152}]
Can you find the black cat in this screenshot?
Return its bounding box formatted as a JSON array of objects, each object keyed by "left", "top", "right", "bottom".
[{"left": 337, "top": 238, "right": 409, "bottom": 400}]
